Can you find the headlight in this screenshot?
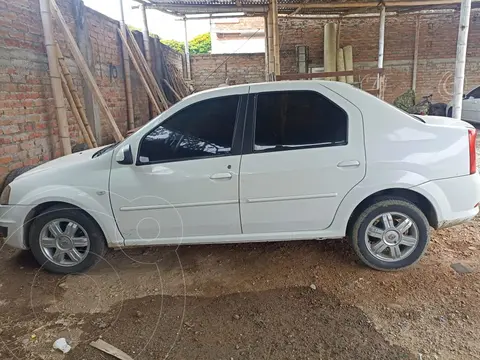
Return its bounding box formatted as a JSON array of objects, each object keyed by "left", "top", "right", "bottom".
[{"left": 0, "top": 185, "right": 11, "bottom": 205}]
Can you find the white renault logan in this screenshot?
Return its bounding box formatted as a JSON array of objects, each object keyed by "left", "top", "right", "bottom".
[{"left": 1, "top": 81, "right": 480, "bottom": 274}]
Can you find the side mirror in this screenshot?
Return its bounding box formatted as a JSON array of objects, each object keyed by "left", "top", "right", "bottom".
[{"left": 115, "top": 144, "right": 133, "bottom": 165}]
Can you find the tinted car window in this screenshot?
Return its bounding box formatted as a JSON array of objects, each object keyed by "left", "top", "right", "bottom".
[
  {"left": 254, "top": 91, "right": 347, "bottom": 152},
  {"left": 138, "top": 95, "right": 239, "bottom": 164},
  {"left": 467, "top": 86, "right": 480, "bottom": 99}
]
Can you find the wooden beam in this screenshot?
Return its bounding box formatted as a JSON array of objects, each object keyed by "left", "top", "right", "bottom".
[
  {"left": 127, "top": 29, "right": 170, "bottom": 109},
  {"left": 56, "top": 44, "right": 98, "bottom": 148},
  {"left": 276, "top": 68, "right": 384, "bottom": 80},
  {"left": 39, "top": 0, "right": 71, "bottom": 155},
  {"left": 60, "top": 72, "right": 93, "bottom": 149},
  {"left": 280, "top": 0, "right": 480, "bottom": 8},
  {"left": 119, "top": 0, "right": 135, "bottom": 131},
  {"left": 50, "top": 0, "right": 124, "bottom": 142},
  {"left": 117, "top": 28, "right": 162, "bottom": 113}
]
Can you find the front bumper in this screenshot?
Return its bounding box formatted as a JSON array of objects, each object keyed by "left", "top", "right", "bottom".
[{"left": 0, "top": 204, "right": 34, "bottom": 250}]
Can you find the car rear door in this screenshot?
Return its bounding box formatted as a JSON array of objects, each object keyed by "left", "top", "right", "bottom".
[{"left": 239, "top": 82, "right": 365, "bottom": 234}]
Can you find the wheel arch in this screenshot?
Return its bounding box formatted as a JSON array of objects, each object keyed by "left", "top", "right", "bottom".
[
  {"left": 23, "top": 201, "right": 111, "bottom": 249},
  {"left": 346, "top": 188, "right": 438, "bottom": 237}
]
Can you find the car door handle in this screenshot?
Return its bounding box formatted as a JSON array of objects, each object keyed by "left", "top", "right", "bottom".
[
  {"left": 210, "top": 172, "right": 233, "bottom": 180},
  {"left": 337, "top": 160, "right": 360, "bottom": 168}
]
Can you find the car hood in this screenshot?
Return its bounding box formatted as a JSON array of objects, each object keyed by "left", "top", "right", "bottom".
[
  {"left": 16, "top": 146, "right": 109, "bottom": 180},
  {"left": 417, "top": 115, "right": 473, "bottom": 128}
]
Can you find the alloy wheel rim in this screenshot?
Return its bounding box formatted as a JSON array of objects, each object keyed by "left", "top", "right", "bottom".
[
  {"left": 39, "top": 218, "right": 90, "bottom": 267},
  {"left": 365, "top": 212, "right": 419, "bottom": 262}
]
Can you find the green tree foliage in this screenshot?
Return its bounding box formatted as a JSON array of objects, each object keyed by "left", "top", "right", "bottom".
[
  {"left": 160, "top": 33, "right": 211, "bottom": 54},
  {"left": 160, "top": 39, "right": 184, "bottom": 53},
  {"left": 189, "top": 33, "right": 211, "bottom": 54}
]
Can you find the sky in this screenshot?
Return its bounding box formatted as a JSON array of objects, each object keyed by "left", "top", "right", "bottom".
[{"left": 83, "top": 0, "right": 210, "bottom": 41}]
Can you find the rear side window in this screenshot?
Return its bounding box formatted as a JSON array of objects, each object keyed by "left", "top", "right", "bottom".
[
  {"left": 138, "top": 95, "right": 240, "bottom": 164},
  {"left": 467, "top": 86, "right": 480, "bottom": 99},
  {"left": 254, "top": 91, "right": 348, "bottom": 152}
]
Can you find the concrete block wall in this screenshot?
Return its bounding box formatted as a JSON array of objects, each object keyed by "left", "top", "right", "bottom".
[{"left": 191, "top": 53, "right": 265, "bottom": 91}]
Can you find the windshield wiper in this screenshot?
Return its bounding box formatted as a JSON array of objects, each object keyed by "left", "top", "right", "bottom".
[{"left": 92, "top": 143, "right": 118, "bottom": 158}]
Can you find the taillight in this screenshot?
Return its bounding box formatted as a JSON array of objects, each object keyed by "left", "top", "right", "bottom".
[{"left": 468, "top": 128, "right": 477, "bottom": 174}]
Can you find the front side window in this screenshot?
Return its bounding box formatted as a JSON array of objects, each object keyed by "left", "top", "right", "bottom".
[
  {"left": 467, "top": 86, "right": 480, "bottom": 99},
  {"left": 138, "top": 95, "right": 240, "bottom": 164},
  {"left": 253, "top": 91, "right": 348, "bottom": 152}
]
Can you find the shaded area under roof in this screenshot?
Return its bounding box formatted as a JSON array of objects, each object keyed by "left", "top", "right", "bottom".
[{"left": 133, "top": 0, "right": 480, "bottom": 16}]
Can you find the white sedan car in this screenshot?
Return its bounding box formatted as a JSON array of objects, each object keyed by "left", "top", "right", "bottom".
[
  {"left": 1, "top": 81, "right": 480, "bottom": 274},
  {"left": 447, "top": 85, "right": 480, "bottom": 123}
]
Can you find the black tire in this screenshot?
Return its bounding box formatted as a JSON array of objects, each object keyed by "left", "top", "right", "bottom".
[
  {"left": 447, "top": 107, "right": 453, "bottom": 117},
  {"left": 2, "top": 165, "right": 37, "bottom": 192},
  {"left": 350, "top": 198, "right": 430, "bottom": 271},
  {"left": 29, "top": 204, "right": 107, "bottom": 274}
]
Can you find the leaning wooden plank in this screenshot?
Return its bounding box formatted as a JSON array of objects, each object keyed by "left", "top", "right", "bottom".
[
  {"left": 60, "top": 72, "right": 93, "bottom": 149},
  {"left": 49, "top": 0, "right": 124, "bottom": 142},
  {"left": 163, "top": 79, "right": 182, "bottom": 102},
  {"left": 127, "top": 29, "right": 170, "bottom": 109},
  {"left": 117, "top": 28, "right": 162, "bottom": 114},
  {"left": 39, "top": 0, "right": 71, "bottom": 155},
  {"left": 90, "top": 339, "right": 134, "bottom": 360},
  {"left": 56, "top": 43, "right": 98, "bottom": 147}
]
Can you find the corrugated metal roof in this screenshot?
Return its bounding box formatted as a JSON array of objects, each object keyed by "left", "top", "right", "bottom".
[{"left": 136, "top": 0, "right": 479, "bottom": 16}]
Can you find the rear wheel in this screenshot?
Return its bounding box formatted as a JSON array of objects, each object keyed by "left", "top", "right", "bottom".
[
  {"left": 350, "top": 199, "right": 430, "bottom": 271},
  {"left": 29, "top": 205, "right": 107, "bottom": 274}
]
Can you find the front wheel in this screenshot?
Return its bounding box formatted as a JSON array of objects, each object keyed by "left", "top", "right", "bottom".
[
  {"left": 350, "top": 199, "right": 430, "bottom": 271},
  {"left": 29, "top": 205, "right": 107, "bottom": 274}
]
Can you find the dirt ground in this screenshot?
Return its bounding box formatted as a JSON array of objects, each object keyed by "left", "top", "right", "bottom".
[
  {"left": 0, "top": 216, "right": 479, "bottom": 360},
  {"left": 1, "top": 140, "right": 480, "bottom": 360}
]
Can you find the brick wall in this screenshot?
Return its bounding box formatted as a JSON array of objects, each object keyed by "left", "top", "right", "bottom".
[
  {"left": 191, "top": 53, "right": 265, "bottom": 91},
  {"left": 0, "top": 0, "right": 180, "bottom": 184}
]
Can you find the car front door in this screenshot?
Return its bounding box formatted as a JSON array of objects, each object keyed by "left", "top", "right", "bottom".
[
  {"left": 109, "top": 92, "right": 247, "bottom": 246},
  {"left": 463, "top": 86, "right": 480, "bottom": 123},
  {"left": 239, "top": 82, "right": 365, "bottom": 234}
]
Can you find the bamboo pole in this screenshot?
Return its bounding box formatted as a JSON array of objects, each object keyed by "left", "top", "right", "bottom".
[
  {"left": 117, "top": 28, "right": 162, "bottom": 113},
  {"left": 127, "top": 29, "right": 169, "bottom": 109},
  {"left": 56, "top": 44, "right": 98, "bottom": 147},
  {"left": 271, "top": 0, "right": 280, "bottom": 75},
  {"left": 163, "top": 79, "right": 182, "bottom": 102},
  {"left": 452, "top": 0, "right": 472, "bottom": 119},
  {"left": 337, "top": 48, "right": 346, "bottom": 82},
  {"left": 119, "top": 0, "right": 135, "bottom": 131},
  {"left": 412, "top": 16, "right": 420, "bottom": 91},
  {"left": 39, "top": 0, "right": 71, "bottom": 155},
  {"left": 264, "top": 15, "right": 269, "bottom": 80},
  {"left": 343, "top": 45, "right": 354, "bottom": 83},
  {"left": 49, "top": 0, "right": 124, "bottom": 142},
  {"left": 267, "top": 9, "right": 275, "bottom": 78},
  {"left": 183, "top": 17, "right": 192, "bottom": 80},
  {"left": 60, "top": 72, "right": 93, "bottom": 149},
  {"left": 140, "top": 4, "right": 152, "bottom": 70},
  {"left": 378, "top": 5, "right": 386, "bottom": 99},
  {"left": 324, "top": 23, "right": 337, "bottom": 81}
]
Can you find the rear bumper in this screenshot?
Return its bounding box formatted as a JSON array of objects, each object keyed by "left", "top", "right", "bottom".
[
  {"left": 0, "top": 204, "right": 34, "bottom": 250},
  {"left": 412, "top": 174, "right": 480, "bottom": 229}
]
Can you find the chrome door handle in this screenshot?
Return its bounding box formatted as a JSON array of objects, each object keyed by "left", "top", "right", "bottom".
[
  {"left": 337, "top": 160, "right": 360, "bottom": 168},
  {"left": 210, "top": 172, "right": 233, "bottom": 180}
]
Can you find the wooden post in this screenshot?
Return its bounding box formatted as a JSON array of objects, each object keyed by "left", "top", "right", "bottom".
[
  {"left": 264, "top": 15, "right": 269, "bottom": 81},
  {"left": 127, "top": 29, "right": 170, "bottom": 110},
  {"left": 378, "top": 5, "right": 386, "bottom": 99},
  {"left": 140, "top": 3, "right": 152, "bottom": 70},
  {"left": 50, "top": 0, "right": 124, "bottom": 142},
  {"left": 39, "top": 0, "right": 71, "bottom": 155},
  {"left": 344, "top": 45, "right": 354, "bottom": 83},
  {"left": 412, "top": 16, "right": 420, "bottom": 91},
  {"left": 56, "top": 44, "right": 98, "bottom": 147},
  {"left": 60, "top": 72, "right": 93, "bottom": 149},
  {"left": 267, "top": 7, "right": 275, "bottom": 78},
  {"left": 119, "top": 0, "right": 135, "bottom": 131},
  {"left": 452, "top": 0, "right": 472, "bottom": 119},
  {"left": 183, "top": 17, "right": 192, "bottom": 80},
  {"left": 117, "top": 28, "right": 162, "bottom": 113},
  {"left": 324, "top": 23, "right": 337, "bottom": 81},
  {"left": 272, "top": 0, "right": 280, "bottom": 75}
]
